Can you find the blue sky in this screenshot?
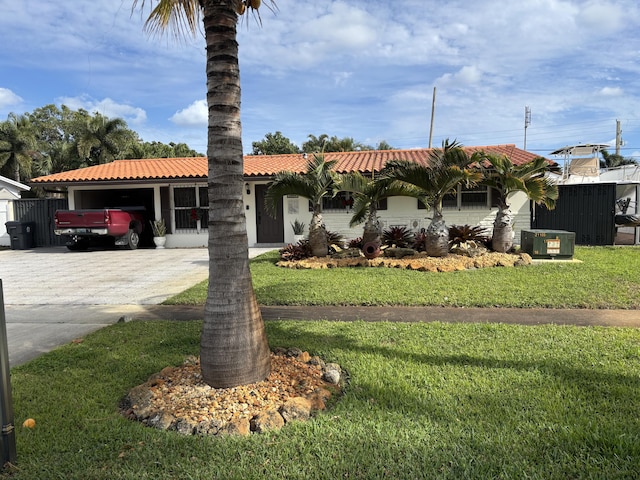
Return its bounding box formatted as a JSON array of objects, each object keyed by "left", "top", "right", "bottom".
[{"left": 1, "top": 0, "right": 640, "bottom": 160}]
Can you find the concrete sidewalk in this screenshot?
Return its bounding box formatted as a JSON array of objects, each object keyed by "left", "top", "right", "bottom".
[{"left": 5, "top": 303, "right": 639, "bottom": 367}]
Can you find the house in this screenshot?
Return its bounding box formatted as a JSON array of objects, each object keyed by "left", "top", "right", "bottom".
[
  {"left": 30, "top": 145, "right": 541, "bottom": 248},
  {"left": 0, "top": 175, "right": 31, "bottom": 246}
]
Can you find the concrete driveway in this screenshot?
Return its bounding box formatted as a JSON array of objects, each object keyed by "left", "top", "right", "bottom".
[{"left": 0, "top": 246, "right": 273, "bottom": 366}]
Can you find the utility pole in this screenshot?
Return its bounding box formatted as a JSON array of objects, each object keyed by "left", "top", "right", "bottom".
[
  {"left": 428, "top": 87, "right": 436, "bottom": 149},
  {"left": 524, "top": 106, "right": 531, "bottom": 150},
  {"left": 616, "top": 119, "right": 622, "bottom": 156}
]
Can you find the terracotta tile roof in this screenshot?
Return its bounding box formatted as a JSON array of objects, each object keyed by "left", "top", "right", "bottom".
[{"left": 31, "top": 145, "right": 544, "bottom": 185}]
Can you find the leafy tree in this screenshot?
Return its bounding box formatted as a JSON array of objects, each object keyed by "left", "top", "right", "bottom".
[
  {"left": 600, "top": 149, "right": 638, "bottom": 169},
  {"left": 76, "top": 114, "right": 134, "bottom": 166},
  {"left": 376, "top": 140, "right": 394, "bottom": 150},
  {"left": 251, "top": 131, "right": 300, "bottom": 155},
  {"left": 124, "top": 140, "right": 202, "bottom": 159},
  {"left": 383, "top": 139, "right": 482, "bottom": 257},
  {"left": 134, "top": 0, "right": 273, "bottom": 388},
  {"left": 334, "top": 172, "right": 419, "bottom": 249},
  {"left": 265, "top": 153, "right": 337, "bottom": 257},
  {"left": 302, "top": 134, "right": 372, "bottom": 153},
  {"left": 0, "top": 113, "right": 36, "bottom": 182},
  {"left": 478, "top": 153, "right": 560, "bottom": 253}
]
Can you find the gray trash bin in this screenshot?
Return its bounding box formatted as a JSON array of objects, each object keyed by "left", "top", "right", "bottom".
[{"left": 5, "top": 221, "right": 35, "bottom": 250}]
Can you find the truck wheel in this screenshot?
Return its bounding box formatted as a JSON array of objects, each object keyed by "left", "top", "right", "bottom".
[{"left": 125, "top": 229, "right": 140, "bottom": 250}]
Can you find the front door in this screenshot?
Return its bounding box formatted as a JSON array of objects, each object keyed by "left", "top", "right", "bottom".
[{"left": 255, "top": 184, "right": 284, "bottom": 243}]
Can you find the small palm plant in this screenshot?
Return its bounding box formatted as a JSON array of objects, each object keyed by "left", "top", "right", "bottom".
[
  {"left": 265, "top": 153, "right": 337, "bottom": 257},
  {"left": 478, "top": 153, "right": 560, "bottom": 252},
  {"left": 382, "top": 139, "right": 482, "bottom": 257},
  {"left": 334, "top": 172, "right": 421, "bottom": 250}
]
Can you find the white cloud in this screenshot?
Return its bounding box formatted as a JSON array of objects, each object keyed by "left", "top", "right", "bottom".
[
  {"left": 599, "top": 86, "right": 623, "bottom": 97},
  {"left": 436, "top": 66, "right": 483, "bottom": 88},
  {"left": 170, "top": 99, "right": 207, "bottom": 127},
  {"left": 0, "top": 88, "right": 23, "bottom": 109},
  {"left": 57, "top": 95, "right": 147, "bottom": 124}
]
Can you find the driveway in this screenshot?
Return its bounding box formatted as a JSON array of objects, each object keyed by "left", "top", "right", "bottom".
[{"left": 0, "top": 246, "right": 273, "bottom": 366}]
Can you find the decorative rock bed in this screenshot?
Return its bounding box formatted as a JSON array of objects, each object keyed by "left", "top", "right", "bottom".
[
  {"left": 277, "top": 249, "right": 532, "bottom": 271},
  {"left": 121, "top": 349, "right": 342, "bottom": 436}
]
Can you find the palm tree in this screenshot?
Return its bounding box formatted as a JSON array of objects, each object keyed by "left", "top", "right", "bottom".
[
  {"left": 600, "top": 149, "right": 638, "bottom": 169},
  {"left": 0, "top": 113, "right": 36, "bottom": 182},
  {"left": 479, "top": 153, "right": 560, "bottom": 253},
  {"left": 383, "top": 139, "right": 482, "bottom": 257},
  {"left": 334, "top": 172, "right": 420, "bottom": 252},
  {"left": 76, "top": 115, "right": 132, "bottom": 166},
  {"left": 265, "top": 153, "right": 337, "bottom": 257},
  {"left": 134, "top": 0, "right": 273, "bottom": 388}
]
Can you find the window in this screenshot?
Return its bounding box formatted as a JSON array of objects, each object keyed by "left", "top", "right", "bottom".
[
  {"left": 417, "top": 186, "right": 490, "bottom": 210},
  {"left": 174, "top": 186, "right": 208, "bottom": 230},
  {"left": 460, "top": 185, "right": 489, "bottom": 209}
]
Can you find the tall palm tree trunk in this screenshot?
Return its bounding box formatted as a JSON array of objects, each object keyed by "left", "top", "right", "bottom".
[
  {"left": 200, "top": 2, "right": 271, "bottom": 388},
  {"left": 491, "top": 204, "right": 514, "bottom": 253}
]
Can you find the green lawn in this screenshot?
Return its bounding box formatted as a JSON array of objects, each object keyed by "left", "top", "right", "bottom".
[
  {"left": 6, "top": 320, "right": 640, "bottom": 479},
  {"left": 168, "top": 246, "right": 640, "bottom": 309},
  {"left": 4, "top": 245, "right": 640, "bottom": 478}
]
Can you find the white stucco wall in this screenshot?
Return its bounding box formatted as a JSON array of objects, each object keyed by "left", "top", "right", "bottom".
[{"left": 269, "top": 188, "right": 531, "bottom": 246}]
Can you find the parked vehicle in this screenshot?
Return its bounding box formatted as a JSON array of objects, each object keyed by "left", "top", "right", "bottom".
[{"left": 54, "top": 208, "right": 146, "bottom": 250}]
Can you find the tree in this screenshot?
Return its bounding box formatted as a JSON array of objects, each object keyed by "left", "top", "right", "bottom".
[
  {"left": 134, "top": 0, "right": 273, "bottom": 388},
  {"left": 265, "top": 153, "right": 337, "bottom": 257},
  {"left": 383, "top": 139, "right": 482, "bottom": 257},
  {"left": 376, "top": 140, "right": 394, "bottom": 151},
  {"left": 302, "top": 134, "right": 372, "bottom": 153},
  {"left": 478, "top": 153, "right": 559, "bottom": 253},
  {"left": 334, "top": 172, "right": 419, "bottom": 250},
  {"left": 600, "top": 149, "right": 638, "bottom": 169},
  {"left": 251, "top": 131, "right": 301, "bottom": 155},
  {"left": 0, "top": 113, "right": 36, "bottom": 182},
  {"left": 76, "top": 114, "right": 134, "bottom": 166}
]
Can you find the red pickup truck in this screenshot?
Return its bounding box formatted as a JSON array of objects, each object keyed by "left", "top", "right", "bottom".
[{"left": 54, "top": 208, "right": 146, "bottom": 250}]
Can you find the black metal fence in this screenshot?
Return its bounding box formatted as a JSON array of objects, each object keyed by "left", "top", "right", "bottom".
[
  {"left": 12, "top": 198, "right": 68, "bottom": 247},
  {"left": 532, "top": 183, "right": 616, "bottom": 245}
]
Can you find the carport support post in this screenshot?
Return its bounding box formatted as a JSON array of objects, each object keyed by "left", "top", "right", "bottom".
[{"left": 0, "top": 281, "right": 16, "bottom": 466}]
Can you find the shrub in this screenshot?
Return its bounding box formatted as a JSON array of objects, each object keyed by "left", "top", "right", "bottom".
[
  {"left": 348, "top": 237, "right": 363, "bottom": 249},
  {"left": 448, "top": 225, "right": 489, "bottom": 248},
  {"left": 382, "top": 226, "right": 414, "bottom": 248},
  {"left": 279, "top": 240, "right": 312, "bottom": 261},
  {"left": 326, "top": 230, "right": 346, "bottom": 249},
  {"left": 412, "top": 230, "right": 428, "bottom": 252}
]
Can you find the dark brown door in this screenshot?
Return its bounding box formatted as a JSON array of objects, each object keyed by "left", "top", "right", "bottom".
[{"left": 255, "top": 184, "right": 284, "bottom": 243}]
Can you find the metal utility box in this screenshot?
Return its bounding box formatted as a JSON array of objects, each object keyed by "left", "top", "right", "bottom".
[
  {"left": 521, "top": 229, "right": 575, "bottom": 259},
  {"left": 5, "top": 221, "right": 35, "bottom": 250}
]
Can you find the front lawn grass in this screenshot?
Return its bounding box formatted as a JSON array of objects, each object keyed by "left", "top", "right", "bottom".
[
  {"left": 167, "top": 246, "right": 640, "bottom": 309},
  {"left": 6, "top": 320, "right": 640, "bottom": 479}
]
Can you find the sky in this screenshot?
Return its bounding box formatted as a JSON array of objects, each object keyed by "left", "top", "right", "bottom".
[{"left": 1, "top": 0, "right": 640, "bottom": 161}]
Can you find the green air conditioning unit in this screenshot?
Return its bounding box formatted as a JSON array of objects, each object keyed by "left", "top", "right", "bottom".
[{"left": 521, "top": 229, "right": 575, "bottom": 259}]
